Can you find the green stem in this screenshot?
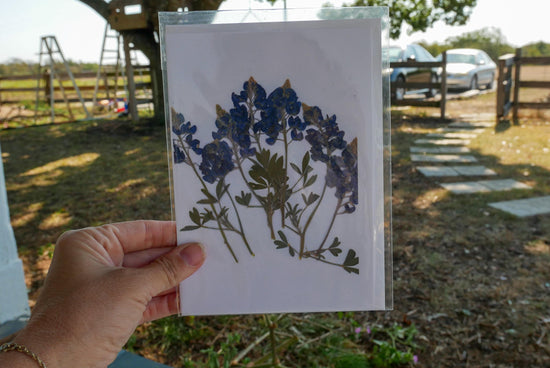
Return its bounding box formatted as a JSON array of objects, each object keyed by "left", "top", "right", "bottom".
[
  {"left": 265, "top": 315, "right": 280, "bottom": 367},
  {"left": 176, "top": 136, "right": 238, "bottom": 263},
  {"left": 299, "top": 183, "right": 328, "bottom": 259},
  {"left": 226, "top": 187, "right": 255, "bottom": 256},
  {"left": 316, "top": 198, "right": 342, "bottom": 252},
  {"left": 281, "top": 113, "right": 289, "bottom": 228}
]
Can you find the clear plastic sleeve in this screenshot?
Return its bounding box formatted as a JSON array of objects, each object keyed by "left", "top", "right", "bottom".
[{"left": 159, "top": 6, "right": 392, "bottom": 315}]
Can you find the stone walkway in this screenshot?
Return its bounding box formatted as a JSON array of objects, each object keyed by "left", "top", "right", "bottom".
[{"left": 410, "top": 116, "right": 550, "bottom": 217}]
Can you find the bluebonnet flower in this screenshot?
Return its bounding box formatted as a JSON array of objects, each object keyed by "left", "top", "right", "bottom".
[
  {"left": 232, "top": 77, "right": 268, "bottom": 110},
  {"left": 303, "top": 104, "right": 347, "bottom": 163},
  {"left": 254, "top": 80, "right": 301, "bottom": 145},
  {"left": 288, "top": 116, "right": 308, "bottom": 141},
  {"left": 213, "top": 105, "right": 256, "bottom": 157},
  {"left": 173, "top": 143, "right": 186, "bottom": 164},
  {"left": 171, "top": 107, "right": 202, "bottom": 161},
  {"left": 325, "top": 140, "right": 358, "bottom": 213},
  {"left": 199, "top": 140, "right": 235, "bottom": 184}
]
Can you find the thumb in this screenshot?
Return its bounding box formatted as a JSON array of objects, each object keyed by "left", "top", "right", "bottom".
[{"left": 141, "top": 243, "right": 205, "bottom": 297}]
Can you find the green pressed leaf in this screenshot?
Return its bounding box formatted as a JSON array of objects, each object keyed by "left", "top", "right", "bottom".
[
  {"left": 201, "top": 188, "right": 217, "bottom": 201},
  {"left": 203, "top": 210, "right": 214, "bottom": 222},
  {"left": 197, "top": 198, "right": 217, "bottom": 205},
  {"left": 274, "top": 240, "right": 288, "bottom": 249},
  {"left": 235, "top": 195, "right": 245, "bottom": 206},
  {"left": 329, "top": 248, "right": 342, "bottom": 257},
  {"left": 329, "top": 237, "right": 341, "bottom": 248},
  {"left": 344, "top": 266, "right": 360, "bottom": 275},
  {"left": 290, "top": 162, "right": 301, "bottom": 174},
  {"left": 235, "top": 191, "right": 251, "bottom": 206},
  {"left": 181, "top": 225, "right": 200, "bottom": 231},
  {"left": 301, "top": 193, "right": 308, "bottom": 205},
  {"left": 302, "top": 152, "right": 310, "bottom": 173},
  {"left": 288, "top": 247, "right": 296, "bottom": 257},
  {"left": 344, "top": 249, "right": 359, "bottom": 267},
  {"left": 215, "top": 179, "right": 224, "bottom": 199},
  {"left": 248, "top": 182, "right": 267, "bottom": 190},
  {"left": 307, "top": 193, "right": 320, "bottom": 205},
  {"left": 304, "top": 175, "right": 317, "bottom": 187},
  {"left": 277, "top": 230, "right": 288, "bottom": 243},
  {"left": 189, "top": 208, "right": 201, "bottom": 225}
]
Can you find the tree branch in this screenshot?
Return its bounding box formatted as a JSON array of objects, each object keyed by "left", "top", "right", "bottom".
[{"left": 78, "top": 0, "right": 110, "bottom": 20}]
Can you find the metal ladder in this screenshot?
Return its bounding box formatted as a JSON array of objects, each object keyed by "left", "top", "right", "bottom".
[
  {"left": 92, "top": 23, "right": 125, "bottom": 113},
  {"left": 33, "top": 35, "right": 91, "bottom": 123}
]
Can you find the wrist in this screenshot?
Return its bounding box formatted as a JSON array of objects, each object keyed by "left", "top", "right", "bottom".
[
  {"left": 0, "top": 341, "right": 49, "bottom": 368},
  {"left": 10, "top": 318, "right": 67, "bottom": 368}
]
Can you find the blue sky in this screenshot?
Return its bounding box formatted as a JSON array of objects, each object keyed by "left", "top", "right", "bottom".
[{"left": 1, "top": 0, "right": 549, "bottom": 63}]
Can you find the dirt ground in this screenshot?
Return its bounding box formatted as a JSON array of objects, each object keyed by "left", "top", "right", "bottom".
[
  {"left": 3, "top": 89, "right": 549, "bottom": 367},
  {"left": 389, "top": 93, "right": 550, "bottom": 367}
]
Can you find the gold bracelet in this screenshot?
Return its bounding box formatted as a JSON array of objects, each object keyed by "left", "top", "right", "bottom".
[{"left": 0, "top": 342, "right": 47, "bottom": 368}]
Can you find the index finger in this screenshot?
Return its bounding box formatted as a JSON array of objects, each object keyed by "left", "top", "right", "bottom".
[{"left": 98, "top": 220, "right": 177, "bottom": 254}]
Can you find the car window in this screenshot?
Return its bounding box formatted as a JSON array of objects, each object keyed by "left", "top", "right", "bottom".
[
  {"left": 448, "top": 53, "right": 476, "bottom": 64},
  {"left": 416, "top": 47, "right": 433, "bottom": 61},
  {"left": 388, "top": 47, "right": 404, "bottom": 62},
  {"left": 405, "top": 46, "right": 415, "bottom": 59}
]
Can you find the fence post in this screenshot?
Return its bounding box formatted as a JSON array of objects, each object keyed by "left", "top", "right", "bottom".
[
  {"left": 440, "top": 51, "right": 447, "bottom": 120},
  {"left": 513, "top": 48, "right": 522, "bottom": 122},
  {"left": 496, "top": 58, "right": 505, "bottom": 121}
]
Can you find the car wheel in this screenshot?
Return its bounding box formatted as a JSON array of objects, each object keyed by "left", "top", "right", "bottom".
[
  {"left": 486, "top": 73, "right": 494, "bottom": 90},
  {"left": 469, "top": 75, "right": 478, "bottom": 90},
  {"left": 394, "top": 75, "right": 405, "bottom": 101},
  {"left": 425, "top": 74, "right": 438, "bottom": 98}
]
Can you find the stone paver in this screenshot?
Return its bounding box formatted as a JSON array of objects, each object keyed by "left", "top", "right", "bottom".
[
  {"left": 477, "top": 179, "right": 532, "bottom": 191},
  {"left": 453, "top": 166, "right": 497, "bottom": 176},
  {"left": 489, "top": 196, "right": 550, "bottom": 217},
  {"left": 440, "top": 181, "right": 491, "bottom": 194},
  {"left": 448, "top": 121, "right": 493, "bottom": 128},
  {"left": 441, "top": 179, "right": 531, "bottom": 194},
  {"left": 417, "top": 166, "right": 459, "bottom": 177},
  {"left": 426, "top": 132, "right": 478, "bottom": 139},
  {"left": 410, "top": 146, "right": 471, "bottom": 154},
  {"left": 437, "top": 128, "right": 486, "bottom": 134},
  {"left": 414, "top": 139, "right": 471, "bottom": 145},
  {"left": 417, "top": 165, "right": 496, "bottom": 177},
  {"left": 458, "top": 113, "right": 494, "bottom": 121},
  {"left": 411, "top": 154, "right": 478, "bottom": 163}
]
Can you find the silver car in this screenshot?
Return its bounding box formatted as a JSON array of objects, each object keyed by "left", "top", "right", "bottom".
[{"left": 438, "top": 48, "right": 497, "bottom": 90}]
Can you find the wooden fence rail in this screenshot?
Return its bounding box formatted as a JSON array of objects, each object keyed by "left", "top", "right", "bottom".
[
  {"left": 497, "top": 48, "right": 550, "bottom": 121},
  {"left": 390, "top": 51, "right": 447, "bottom": 119},
  {"left": 0, "top": 70, "right": 151, "bottom": 105}
]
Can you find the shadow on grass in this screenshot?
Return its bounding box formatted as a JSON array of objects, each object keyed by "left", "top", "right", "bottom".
[
  {"left": 2, "top": 114, "right": 549, "bottom": 367},
  {"left": 1, "top": 120, "right": 171, "bottom": 279},
  {"left": 391, "top": 114, "right": 550, "bottom": 366}
]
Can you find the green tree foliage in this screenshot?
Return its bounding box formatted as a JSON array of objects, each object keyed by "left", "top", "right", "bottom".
[
  {"left": 342, "top": 0, "right": 477, "bottom": 39},
  {"left": 419, "top": 27, "right": 515, "bottom": 61},
  {"left": 523, "top": 41, "right": 550, "bottom": 57}
]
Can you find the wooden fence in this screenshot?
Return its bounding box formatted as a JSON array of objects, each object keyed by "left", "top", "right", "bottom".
[
  {"left": 0, "top": 68, "right": 151, "bottom": 105},
  {"left": 390, "top": 51, "right": 447, "bottom": 119},
  {"left": 497, "top": 48, "right": 550, "bottom": 121}
]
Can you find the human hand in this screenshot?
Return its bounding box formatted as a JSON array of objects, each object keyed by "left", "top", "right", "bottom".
[{"left": 5, "top": 220, "right": 205, "bottom": 368}]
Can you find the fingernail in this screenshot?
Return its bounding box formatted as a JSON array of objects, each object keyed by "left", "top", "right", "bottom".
[{"left": 179, "top": 243, "right": 204, "bottom": 267}]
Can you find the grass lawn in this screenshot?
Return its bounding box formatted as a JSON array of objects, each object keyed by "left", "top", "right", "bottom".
[{"left": 1, "top": 90, "right": 549, "bottom": 366}]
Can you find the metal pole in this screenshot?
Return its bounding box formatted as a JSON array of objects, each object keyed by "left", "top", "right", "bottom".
[{"left": 93, "top": 22, "right": 110, "bottom": 109}]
